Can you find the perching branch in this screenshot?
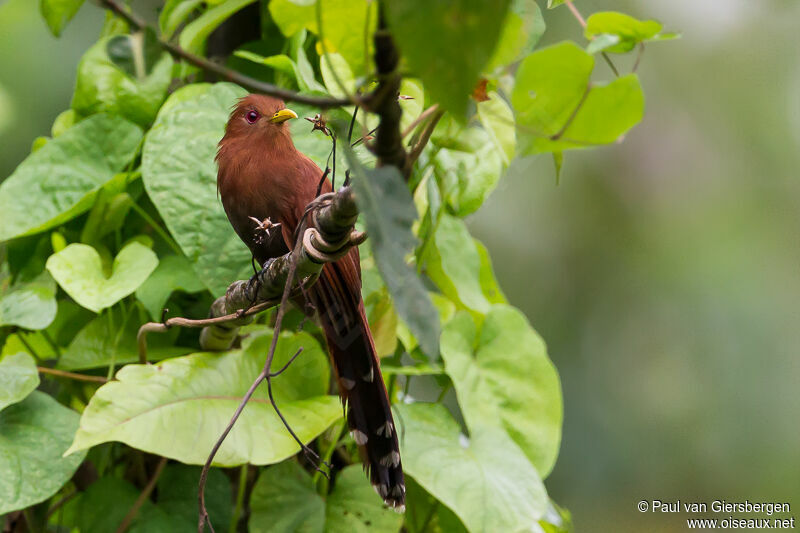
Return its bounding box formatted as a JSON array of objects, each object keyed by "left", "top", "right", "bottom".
[
  {"left": 370, "top": 7, "right": 409, "bottom": 175},
  {"left": 97, "top": 0, "right": 350, "bottom": 108}
]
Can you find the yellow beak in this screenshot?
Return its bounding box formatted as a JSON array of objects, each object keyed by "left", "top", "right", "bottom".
[{"left": 269, "top": 108, "right": 298, "bottom": 124}]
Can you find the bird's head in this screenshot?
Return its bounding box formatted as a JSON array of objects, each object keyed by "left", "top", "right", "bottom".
[{"left": 224, "top": 94, "right": 298, "bottom": 142}]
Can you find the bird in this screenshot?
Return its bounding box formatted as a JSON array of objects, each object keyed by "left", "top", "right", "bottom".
[{"left": 216, "top": 94, "right": 405, "bottom": 510}]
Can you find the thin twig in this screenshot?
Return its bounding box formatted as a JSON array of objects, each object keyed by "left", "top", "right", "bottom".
[
  {"left": 632, "top": 42, "right": 645, "bottom": 73},
  {"left": 97, "top": 0, "right": 350, "bottom": 108},
  {"left": 565, "top": 1, "right": 586, "bottom": 26},
  {"left": 37, "top": 367, "right": 108, "bottom": 383},
  {"left": 405, "top": 109, "right": 444, "bottom": 173},
  {"left": 137, "top": 300, "right": 275, "bottom": 364},
  {"left": 564, "top": 1, "right": 620, "bottom": 78},
  {"left": 401, "top": 104, "right": 439, "bottom": 139},
  {"left": 601, "top": 52, "right": 620, "bottom": 77},
  {"left": 116, "top": 456, "right": 167, "bottom": 533},
  {"left": 199, "top": 242, "right": 316, "bottom": 532}
]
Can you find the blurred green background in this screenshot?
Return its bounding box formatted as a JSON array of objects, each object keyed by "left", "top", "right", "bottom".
[{"left": 1, "top": 0, "right": 797, "bottom": 530}]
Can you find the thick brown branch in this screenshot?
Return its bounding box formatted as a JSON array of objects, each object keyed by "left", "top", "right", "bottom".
[
  {"left": 370, "top": 9, "right": 408, "bottom": 175},
  {"left": 98, "top": 0, "right": 349, "bottom": 108},
  {"left": 136, "top": 186, "right": 364, "bottom": 362}
]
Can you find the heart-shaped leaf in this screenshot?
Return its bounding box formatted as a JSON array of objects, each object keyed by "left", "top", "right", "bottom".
[
  {"left": 396, "top": 403, "right": 548, "bottom": 532},
  {"left": 46, "top": 242, "right": 159, "bottom": 313},
  {"left": 441, "top": 306, "right": 562, "bottom": 476},
  {"left": 0, "top": 391, "right": 86, "bottom": 514},
  {"left": 0, "top": 352, "right": 39, "bottom": 412},
  {"left": 249, "top": 461, "right": 403, "bottom": 533},
  {"left": 66, "top": 330, "right": 342, "bottom": 465}
]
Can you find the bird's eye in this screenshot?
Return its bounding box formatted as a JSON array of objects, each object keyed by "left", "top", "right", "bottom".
[{"left": 245, "top": 110, "right": 260, "bottom": 124}]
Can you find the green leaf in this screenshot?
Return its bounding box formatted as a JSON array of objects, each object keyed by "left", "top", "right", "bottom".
[
  {"left": 269, "top": 0, "right": 375, "bottom": 76},
  {"left": 385, "top": 0, "right": 512, "bottom": 117},
  {"left": 0, "top": 352, "right": 39, "bottom": 412},
  {"left": 423, "top": 214, "right": 489, "bottom": 314},
  {"left": 396, "top": 403, "right": 548, "bottom": 532},
  {"left": 72, "top": 35, "right": 173, "bottom": 127},
  {"left": 40, "top": 0, "right": 85, "bottom": 37},
  {"left": 476, "top": 92, "right": 516, "bottom": 165},
  {"left": 249, "top": 461, "right": 403, "bottom": 533},
  {"left": 179, "top": 0, "right": 258, "bottom": 55},
  {"left": 546, "top": 0, "right": 566, "bottom": 8},
  {"left": 441, "top": 306, "right": 562, "bottom": 476},
  {"left": 62, "top": 476, "right": 187, "bottom": 533},
  {"left": 156, "top": 464, "right": 233, "bottom": 530},
  {"left": 344, "top": 150, "right": 440, "bottom": 359},
  {"left": 46, "top": 242, "right": 159, "bottom": 313},
  {"left": 233, "top": 50, "right": 298, "bottom": 77},
  {"left": 160, "top": 0, "right": 204, "bottom": 39},
  {"left": 511, "top": 42, "right": 644, "bottom": 153},
  {"left": 57, "top": 307, "right": 189, "bottom": 371},
  {"left": 585, "top": 11, "right": 664, "bottom": 53},
  {"left": 65, "top": 330, "right": 342, "bottom": 465},
  {"left": 0, "top": 272, "right": 57, "bottom": 330},
  {"left": 142, "top": 82, "right": 252, "bottom": 296},
  {"left": 486, "top": 0, "right": 545, "bottom": 71},
  {"left": 585, "top": 33, "right": 620, "bottom": 55},
  {"left": 320, "top": 52, "right": 355, "bottom": 99},
  {"left": 474, "top": 239, "right": 507, "bottom": 305},
  {"left": 430, "top": 117, "right": 504, "bottom": 216},
  {"left": 0, "top": 391, "right": 86, "bottom": 514},
  {"left": 135, "top": 254, "right": 206, "bottom": 320},
  {"left": 0, "top": 114, "right": 143, "bottom": 243}
]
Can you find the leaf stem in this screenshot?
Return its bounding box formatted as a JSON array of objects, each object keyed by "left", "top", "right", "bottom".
[
  {"left": 127, "top": 201, "right": 183, "bottom": 255},
  {"left": 565, "top": 1, "right": 620, "bottom": 77},
  {"left": 227, "top": 465, "right": 248, "bottom": 533},
  {"left": 37, "top": 366, "right": 108, "bottom": 383},
  {"left": 115, "top": 456, "right": 168, "bottom": 533}
]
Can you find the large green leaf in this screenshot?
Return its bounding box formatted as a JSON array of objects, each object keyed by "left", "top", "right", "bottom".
[
  {"left": 0, "top": 391, "right": 86, "bottom": 514},
  {"left": 441, "top": 306, "right": 562, "bottom": 476},
  {"left": 179, "top": 0, "right": 258, "bottom": 55},
  {"left": 57, "top": 306, "right": 190, "bottom": 371},
  {"left": 65, "top": 330, "right": 342, "bottom": 465},
  {"left": 0, "top": 352, "right": 39, "bottom": 412},
  {"left": 72, "top": 34, "right": 173, "bottom": 127},
  {"left": 385, "top": 0, "right": 512, "bottom": 117},
  {"left": 0, "top": 114, "right": 143, "bottom": 243},
  {"left": 40, "top": 0, "right": 85, "bottom": 37},
  {"left": 135, "top": 254, "right": 206, "bottom": 320},
  {"left": 0, "top": 272, "right": 57, "bottom": 330},
  {"left": 141, "top": 83, "right": 251, "bottom": 296},
  {"left": 344, "top": 150, "right": 440, "bottom": 359},
  {"left": 477, "top": 92, "right": 516, "bottom": 166},
  {"left": 422, "top": 214, "right": 489, "bottom": 314},
  {"left": 511, "top": 42, "right": 644, "bottom": 154},
  {"left": 486, "top": 0, "right": 545, "bottom": 71},
  {"left": 396, "top": 403, "right": 548, "bottom": 532},
  {"left": 46, "top": 242, "right": 159, "bottom": 313},
  {"left": 59, "top": 476, "right": 189, "bottom": 533},
  {"left": 249, "top": 461, "right": 403, "bottom": 533}
]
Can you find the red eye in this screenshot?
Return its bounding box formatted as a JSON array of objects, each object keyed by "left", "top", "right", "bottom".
[{"left": 245, "top": 110, "right": 260, "bottom": 124}]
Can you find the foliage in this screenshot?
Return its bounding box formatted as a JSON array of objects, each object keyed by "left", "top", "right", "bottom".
[{"left": 0, "top": 0, "right": 671, "bottom": 531}]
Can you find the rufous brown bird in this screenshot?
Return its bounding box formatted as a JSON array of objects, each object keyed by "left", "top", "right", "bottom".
[{"left": 216, "top": 94, "right": 405, "bottom": 510}]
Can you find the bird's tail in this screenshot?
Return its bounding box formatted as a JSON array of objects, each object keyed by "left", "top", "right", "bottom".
[{"left": 310, "top": 263, "right": 405, "bottom": 510}]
